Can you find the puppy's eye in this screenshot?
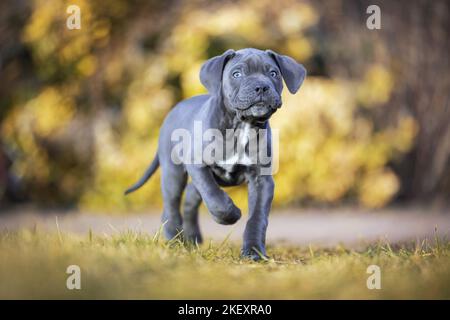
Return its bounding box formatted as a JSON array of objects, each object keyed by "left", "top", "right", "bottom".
[
  {"left": 270, "top": 71, "right": 278, "bottom": 78},
  {"left": 232, "top": 71, "right": 242, "bottom": 78}
]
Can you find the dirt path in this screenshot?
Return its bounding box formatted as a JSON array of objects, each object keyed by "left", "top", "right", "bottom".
[{"left": 1, "top": 207, "right": 449, "bottom": 247}]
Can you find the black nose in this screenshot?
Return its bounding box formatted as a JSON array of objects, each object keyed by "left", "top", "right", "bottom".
[{"left": 255, "top": 85, "right": 269, "bottom": 93}]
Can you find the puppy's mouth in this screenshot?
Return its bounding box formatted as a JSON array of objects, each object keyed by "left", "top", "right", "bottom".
[
  {"left": 250, "top": 103, "right": 273, "bottom": 117},
  {"left": 248, "top": 101, "right": 275, "bottom": 109},
  {"left": 251, "top": 101, "right": 269, "bottom": 108},
  {"left": 239, "top": 102, "right": 276, "bottom": 122}
]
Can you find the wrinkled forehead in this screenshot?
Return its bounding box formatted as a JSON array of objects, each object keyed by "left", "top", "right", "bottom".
[{"left": 224, "top": 50, "right": 278, "bottom": 73}]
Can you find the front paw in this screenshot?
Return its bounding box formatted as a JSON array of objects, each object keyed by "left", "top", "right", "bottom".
[
  {"left": 211, "top": 202, "right": 241, "bottom": 225},
  {"left": 183, "top": 228, "right": 203, "bottom": 244},
  {"left": 241, "top": 245, "right": 268, "bottom": 261},
  {"left": 163, "top": 222, "right": 183, "bottom": 240}
]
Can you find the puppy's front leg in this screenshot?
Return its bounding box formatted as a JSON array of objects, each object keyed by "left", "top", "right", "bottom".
[
  {"left": 186, "top": 165, "right": 241, "bottom": 225},
  {"left": 242, "top": 173, "right": 274, "bottom": 260}
]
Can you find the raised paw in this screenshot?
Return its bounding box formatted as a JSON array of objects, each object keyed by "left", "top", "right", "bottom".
[{"left": 212, "top": 202, "right": 241, "bottom": 225}]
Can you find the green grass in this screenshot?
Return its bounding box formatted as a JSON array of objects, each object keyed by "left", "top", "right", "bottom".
[{"left": 0, "top": 228, "right": 449, "bottom": 299}]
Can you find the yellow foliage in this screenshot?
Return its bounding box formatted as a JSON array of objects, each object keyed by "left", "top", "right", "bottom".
[
  {"left": 359, "top": 169, "right": 400, "bottom": 208},
  {"left": 358, "top": 64, "right": 394, "bottom": 107},
  {"left": 25, "top": 87, "right": 75, "bottom": 137},
  {"left": 77, "top": 55, "right": 97, "bottom": 76},
  {"left": 283, "top": 36, "right": 314, "bottom": 62},
  {"left": 278, "top": 4, "right": 319, "bottom": 34},
  {"left": 181, "top": 62, "right": 207, "bottom": 97}
]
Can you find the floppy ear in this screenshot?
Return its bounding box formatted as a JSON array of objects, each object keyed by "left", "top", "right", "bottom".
[
  {"left": 266, "top": 50, "right": 306, "bottom": 94},
  {"left": 200, "top": 49, "right": 235, "bottom": 95}
]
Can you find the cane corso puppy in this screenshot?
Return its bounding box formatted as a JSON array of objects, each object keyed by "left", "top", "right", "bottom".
[{"left": 125, "top": 48, "right": 306, "bottom": 260}]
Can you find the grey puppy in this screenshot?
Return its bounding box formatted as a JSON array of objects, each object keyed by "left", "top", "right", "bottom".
[{"left": 125, "top": 48, "right": 306, "bottom": 260}]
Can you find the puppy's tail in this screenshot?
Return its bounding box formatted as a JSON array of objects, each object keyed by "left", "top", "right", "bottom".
[{"left": 124, "top": 153, "right": 160, "bottom": 195}]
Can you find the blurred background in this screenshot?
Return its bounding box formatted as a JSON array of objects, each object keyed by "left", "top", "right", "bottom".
[{"left": 0, "top": 0, "right": 449, "bottom": 214}]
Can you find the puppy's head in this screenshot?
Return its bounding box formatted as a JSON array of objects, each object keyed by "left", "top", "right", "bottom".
[{"left": 200, "top": 48, "right": 306, "bottom": 123}]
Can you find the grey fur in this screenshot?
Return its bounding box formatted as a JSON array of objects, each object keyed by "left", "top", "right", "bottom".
[{"left": 125, "top": 48, "right": 306, "bottom": 260}]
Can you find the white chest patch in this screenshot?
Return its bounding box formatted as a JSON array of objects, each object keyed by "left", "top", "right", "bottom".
[{"left": 216, "top": 122, "right": 254, "bottom": 172}]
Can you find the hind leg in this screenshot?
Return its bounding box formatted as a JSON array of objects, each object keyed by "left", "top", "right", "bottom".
[
  {"left": 160, "top": 163, "right": 187, "bottom": 240},
  {"left": 182, "top": 183, "right": 203, "bottom": 244}
]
